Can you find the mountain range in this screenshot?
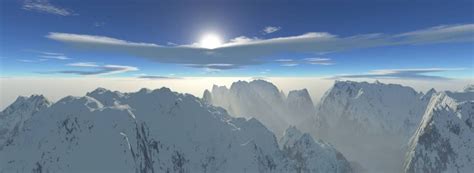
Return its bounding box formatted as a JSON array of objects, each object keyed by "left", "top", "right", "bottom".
[
  {"left": 1, "top": 80, "right": 472, "bottom": 173},
  {"left": 0, "top": 87, "right": 351, "bottom": 173}
]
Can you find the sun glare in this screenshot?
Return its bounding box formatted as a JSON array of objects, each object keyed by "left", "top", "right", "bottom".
[{"left": 199, "top": 33, "right": 222, "bottom": 49}]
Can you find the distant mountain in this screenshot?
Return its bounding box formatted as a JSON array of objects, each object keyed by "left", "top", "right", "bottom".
[
  {"left": 316, "top": 80, "right": 433, "bottom": 173},
  {"left": 404, "top": 91, "right": 474, "bottom": 173},
  {"left": 0, "top": 95, "right": 51, "bottom": 148},
  {"left": 317, "top": 80, "right": 430, "bottom": 138},
  {"left": 203, "top": 80, "right": 318, "bottom": 136},
  {"left": 0, "top": 87, "right": 352, "bottom": 173}
]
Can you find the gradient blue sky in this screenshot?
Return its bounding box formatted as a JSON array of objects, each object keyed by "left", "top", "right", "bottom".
[{"left": 1, "top": 0, "right": 473, "bottom": 79}]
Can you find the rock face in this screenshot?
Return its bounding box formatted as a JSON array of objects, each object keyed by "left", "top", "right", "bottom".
[
  {"left": 0, "top": 87, "right": 352, "bottom": 173},
  {"left": 203, "top": 80, "right": 318, "bottom": 136},
  {"left": 0, "top": 95, "right": 51, "bottom": 148},
  {"left": 280, "top": 126, "right": 352, "bottom": 173},
  {"left": 316, "top": 81, "right": 432, "bottom": 173},
  {"left": 404, "top": 91, "right": 474, "bottom": 173}
]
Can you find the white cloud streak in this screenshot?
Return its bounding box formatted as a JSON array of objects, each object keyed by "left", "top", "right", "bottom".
[
  {"left": 331, "top": 68, "right": 466, "bottom": 80},
  {"left": 46, "top": 24, "right": 474, "bottom": 70},
  {"left": 40, "top": 55, "right": 70, "bottom": 60},
  {"left": 137, "top": 75, "right": 181, "bottom": 80},
  {"left": 48, "top": 62, "right": 138, "bottom": 75},
  {"left": 22, "top": 0, "right": 75, "bottom": 16}
]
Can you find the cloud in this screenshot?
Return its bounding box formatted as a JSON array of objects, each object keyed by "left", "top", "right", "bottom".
[
  {"left": 331, "top": 68, "right": 465, "bottom": 80},
  {"left": 94, "top": 22, "right": 105, "bottom": 27},
  {"left": 275, "top": 59, "right": 294, "bottom": 62},
  {"left": 46, "top": 24, "right": 474, "bottom": 70},
  {"left": 281, "top": 63, "right": 299, "bottom": 67},
  {"left": 40, "top": 55, "right": 70, "bottom": 60},
  {"left": 263, "top": 26, "right": 281, "bottom": 34},
  {"left": 67, "top": 62, "right": 98, "bottom": 67},
  {"left": 276, "top": 58, "right": 334, "bottom": 66},
  {"left": 22, "top": 0, "right": 75, "bottom": 16},
  {"left": 394, "top": 24, "right": 474, "bottom": 45},
  {"left": 51, "top": 62, "right": 138, "bottom": 75},
  {"left": 137, "top": 75, "right": 181, "bottom": 80},
  {"left": 17, "top": 59, "right": 47, "bottom": 63},
  {"left": 184, "top": 63, "right": 238, "bottom": 70},
  {"left": 23, "top": 51, "right": 71, "bottom": 61},
  {"left": 304, "top": 58, "right": 334, "bottom": 65}
]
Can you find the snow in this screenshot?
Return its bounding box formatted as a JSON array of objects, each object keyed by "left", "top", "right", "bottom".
[
  {"left": 404, "top": 91, "right": 474, "bottom": 173},
  {"left": 0, "top": 87, "right": 352, "bottom": 173},
  {"left": 0, "top": 95, "right": 51, "bottom": 148},
  {"left": 315, "top": 80, "right": 432, "bottom": 173}
]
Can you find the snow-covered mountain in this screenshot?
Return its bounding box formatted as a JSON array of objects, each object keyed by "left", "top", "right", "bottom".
[
  {"left": 317, "top": 80, "right": 430, "bottom": 138},
  {"left": 404, "top": 90, "right": 474, "bottom": 173},
  {"left": 280, "top": 126, "right": 352, "bottom": 173},
  {"left": 0, "top": 87, "right": 352, "bottom": 173},
  {"left": 315, "top": 80, "right": 434, "bottom": 173},
  {"left": 0, "top": 95, "right": 51, "bottom": 148},
  {"left": 203, "top": 80, "right": 318, "bottom": 136}
]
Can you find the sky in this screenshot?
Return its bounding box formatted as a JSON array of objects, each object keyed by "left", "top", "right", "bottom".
[{"left": 0, "top": 0, "right": 473, "bottom": 107}]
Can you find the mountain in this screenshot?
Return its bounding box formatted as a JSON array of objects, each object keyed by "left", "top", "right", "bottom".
[
  {"left": 315, "top": 80, "right": 432, "bottom": 173},
  {"left": 0, "top": 87, "right": 352, "bottom": 173},
  {"left": 317, "top": 80, "right": 429, "bottom": 138},
  {"left": 203, "top": 80, "right": 318, "bottom": 136},
  {"left": 280, "top": 126, "right": 352, "bottom": 173},
  {"left": 404, "top": 91, "right": 474, "bottom": 173},
  {"left": 0, "top": 95, "right": 51, "bottom": 148}
]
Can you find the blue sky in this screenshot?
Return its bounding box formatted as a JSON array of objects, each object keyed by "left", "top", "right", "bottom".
[{"left": 1, "top": 0, "right": 473, "bottom": 79}]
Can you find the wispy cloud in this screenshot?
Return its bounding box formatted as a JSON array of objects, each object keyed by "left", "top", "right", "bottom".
[
  {"left": 331, "top": 68, "right": 466, "bottom": 80},
  {"left": 276, "top": 58, "right": 334, "bottom": 66},
  {"left": 263, "top": 26, "right": 281, "bottom": 34},
  {"left": 184, "top": 63, "right": 238, "bottom": 70},
  {"left": 47, "top": 24, "right": 474, "bottom": 70},
  {"left": 40, "top": 55, "right": 70, "bottom": 60},
  {"left": 281, "top": 63, "right": 299, "bottom": 67},
  {"left": 21, "top": 51, "right": 71, "bottom": 61},
  {"left": 304, "top": 58, "right": 334, "bottom": 65},
  {"left": 48, "top": 62, "right": 138, "bottom": 75},
  {"left": 22, "top": 0, "right": 75, "bottom": 16},
  {"left": 137, "top": 75, "right": 181, "bottom": 80},
  {"left": 17, "top": 59, "right": 47, "bottom": 63},
  {"left": 67, "top": 62, "right": 98, "bottom": 67}
]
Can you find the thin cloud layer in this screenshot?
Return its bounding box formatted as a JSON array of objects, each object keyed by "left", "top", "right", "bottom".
[
  {"left": 51, "top": 62, "right": 138, "bottom": 75},
  {"left": 47, "top": 24, "right": 474, "bottom": 70},
  {"left": 137, "top": 75, "right": 181, "bottom": 80},
  {"left": 276, "top": 58, "right": 334, "bottom": 66},
  {"left": 22, "top": 0, "right": 75, "bottom": 16},
  {"left": 19, "top": 51, "right": 71, "bottom": 62},
  {"left": 331, "top": 68, "right": 465, "bottom": 80}
]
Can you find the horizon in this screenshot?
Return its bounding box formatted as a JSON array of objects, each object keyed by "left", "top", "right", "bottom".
[{"left": 1, "top": 77, "right": 472, "bottom": 109}]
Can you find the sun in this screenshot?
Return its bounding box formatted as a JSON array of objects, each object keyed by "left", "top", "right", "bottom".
[{"left": 199, "top": 33, "right": 222, "bottom": 49}]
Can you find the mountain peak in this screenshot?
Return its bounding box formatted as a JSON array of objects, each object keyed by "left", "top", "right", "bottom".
[
  {"left": 421, "top": 88, "right": 437, "bottom": 101},
  {"left": 463, "top": 84, "right": 474, "bottom": 92},
  {"left": 404, "top": 93, "right": 474, "bottom": 173},
  {"left": 202, "top": 89, "right": 212, "bottom": 104},
  {"left": 2, "top": 95, "right": 51, "bottom": 114},
  {"left": 287, "top": 89, "right": 311, "bottom": 100}
]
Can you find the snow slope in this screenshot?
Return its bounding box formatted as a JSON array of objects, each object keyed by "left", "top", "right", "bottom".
[
  {"left": 0, "top": 87, "right": 352, "bottom": 173},
  {"left": 404, "top": 91, "right": 474, "bottom": 173},
  {"left": 0, "top": 95, "right": 51, "bottom": 148}
]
